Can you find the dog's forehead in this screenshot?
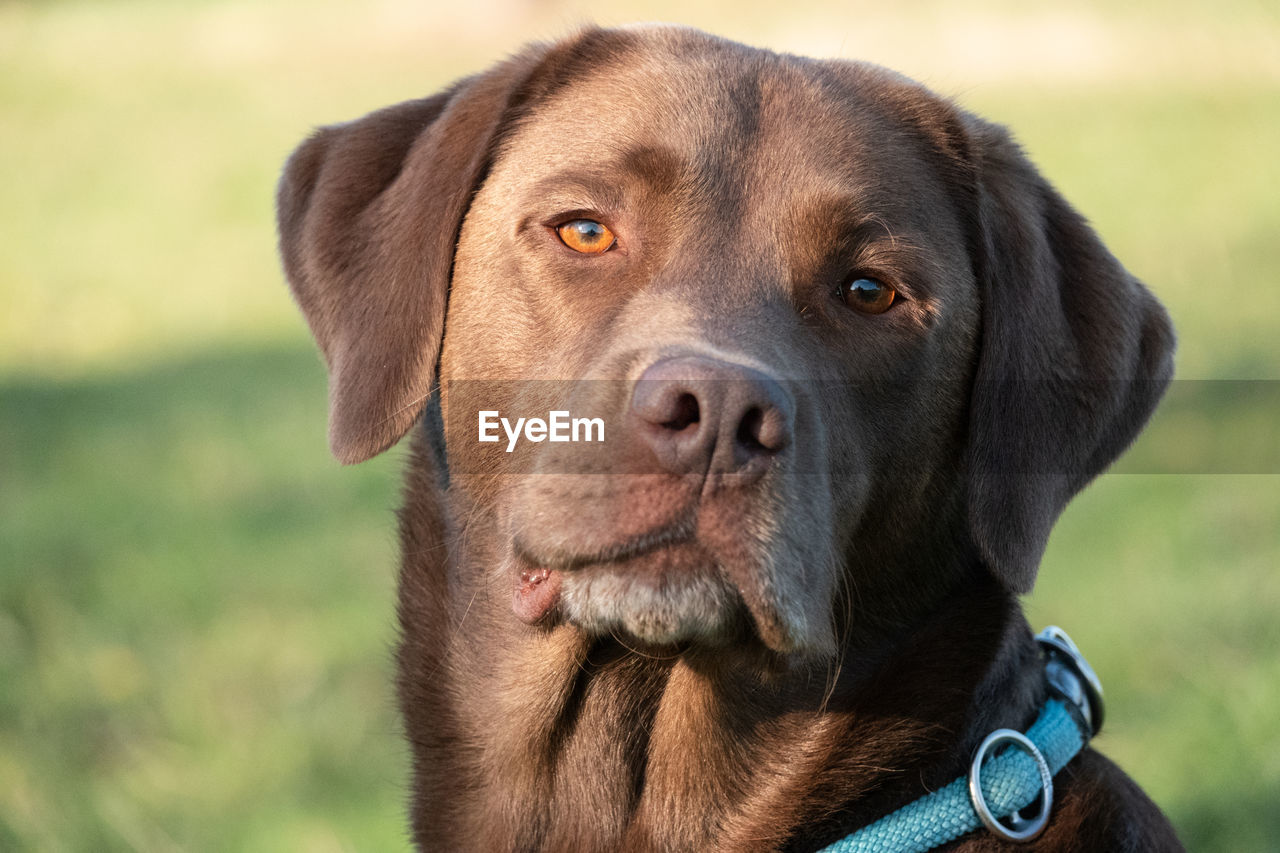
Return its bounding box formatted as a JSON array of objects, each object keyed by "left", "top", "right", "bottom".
[{"left": 498, "top": 30, "right": 957, "bottom": 221}]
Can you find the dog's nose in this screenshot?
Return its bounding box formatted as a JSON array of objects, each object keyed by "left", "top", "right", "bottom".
[{"left": 630, "top": 355, "right": 793, "bottom": 481}]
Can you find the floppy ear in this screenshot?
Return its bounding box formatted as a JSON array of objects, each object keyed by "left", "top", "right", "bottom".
[
  {"left": 964, "top": 117, "right": 1176, "bottom": 592},
  {"left": 276, "top": 46, "right": 552, "bottom": 464}
]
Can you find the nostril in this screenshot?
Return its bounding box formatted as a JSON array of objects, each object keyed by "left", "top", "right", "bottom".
[
  {"left": 735, "top": 404, "right": 789, "bottom": 455},
  {"left": 663, "top": 392, "right": 700, "bottom": 432},
  {"left": 736, "top": 406, "right": 766, "bottom": 452}
]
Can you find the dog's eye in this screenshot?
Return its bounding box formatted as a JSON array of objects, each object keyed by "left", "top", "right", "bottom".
[
  {"left": 556, "top": 219, "right": 616, "bottom": 254},
  {"left": 839, "top": 277, "right": 897, "bottom": 314}
]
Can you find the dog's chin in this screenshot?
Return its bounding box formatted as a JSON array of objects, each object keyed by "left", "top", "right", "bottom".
[
  {"left": 508, "top": 537, "right": 744, "bottom": 647},
  {"left": 507, "top": 533, "right": 829, "bottom": 654},
  {"left": 559, "top": 559, "right": 741, "bottom": 648}
]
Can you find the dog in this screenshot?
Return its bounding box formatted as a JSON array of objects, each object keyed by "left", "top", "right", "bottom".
[{"left": 277, "top": 25, "right": 1182, "bottom": 851}]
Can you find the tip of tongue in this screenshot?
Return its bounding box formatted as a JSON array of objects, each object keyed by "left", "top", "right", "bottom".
[{"left": 512, "top": 566, "right": 562, "bottom": 624}]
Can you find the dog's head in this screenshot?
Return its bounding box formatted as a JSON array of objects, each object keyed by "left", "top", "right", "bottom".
[{"left": 278, "top": 26, "right": 1173, "bottom": 657}]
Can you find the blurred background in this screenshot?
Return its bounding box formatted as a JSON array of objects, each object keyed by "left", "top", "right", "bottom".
[{"left": 1, "top": 0, "right": 1277, "bottom": 849}]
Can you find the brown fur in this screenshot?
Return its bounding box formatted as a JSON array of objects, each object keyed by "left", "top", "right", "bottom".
[{"left": 278, "top": 25, "right": 1182, "bottom": 851}]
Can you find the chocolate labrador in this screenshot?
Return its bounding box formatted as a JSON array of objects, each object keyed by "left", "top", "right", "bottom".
[{"left": 277, "top": 25, "right": 1182, "bottom": 851}]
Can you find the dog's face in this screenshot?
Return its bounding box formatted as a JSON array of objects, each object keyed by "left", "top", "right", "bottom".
[
  {"left": 442, "top": 37, "right": 980, "bottom": 653},
  {"left": 278, "top": 26, "right": 1173, "bottom": 657}
]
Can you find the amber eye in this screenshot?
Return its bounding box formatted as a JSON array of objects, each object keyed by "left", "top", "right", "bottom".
[
  {"left": 556, "top": 219, "right": 616, "bottom": 254},
  {"left": 839, "top": 277, "right": 897, "bottom": 314}
]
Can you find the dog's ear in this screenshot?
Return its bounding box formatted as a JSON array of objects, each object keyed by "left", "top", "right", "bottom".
[
  {"left": 276, "top": 46, "right": 554, "bottom": 464},
  {"left": 963, "top": 117, "right": 1175, "bottom": 592}
]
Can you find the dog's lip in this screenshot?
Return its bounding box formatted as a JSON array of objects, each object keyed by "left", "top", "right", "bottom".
[
  {"left": 512, "top": 563, "right": 563, "bottom": 625},
  {"left": 507, "top": 514, "right": 802, "bottom": 655},
  {"left": 511, "top": 515, "right": 696, "bottom": 572},
  {"left": 509, "top": 524, "right": 694, "bottom": 625}
]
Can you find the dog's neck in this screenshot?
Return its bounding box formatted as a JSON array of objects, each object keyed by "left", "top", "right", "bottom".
[{"left": 396, "top": 436, "right": 1046, "bottom": 851}]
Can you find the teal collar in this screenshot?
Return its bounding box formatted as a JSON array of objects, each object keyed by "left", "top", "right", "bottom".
[{"left": 817, "top": 627, "right": 1104, "bottom": 852}]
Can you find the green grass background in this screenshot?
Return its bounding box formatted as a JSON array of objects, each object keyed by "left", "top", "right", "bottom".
[{"left": 1, "top": 0, "right": 1277, "bottom": 849}]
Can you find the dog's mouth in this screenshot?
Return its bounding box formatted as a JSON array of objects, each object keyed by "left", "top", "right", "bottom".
[
  {"left": 506, "top": 502, "right": 814, "bottom": 651},
  {"left": 513, "top": 513, "right": 696, "bottom": 573},
  {"left": 509, "top": 529, "right": 745, "bottom": 648}
]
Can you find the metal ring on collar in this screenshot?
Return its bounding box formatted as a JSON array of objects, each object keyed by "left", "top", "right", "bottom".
[
  {"left": 968, "top": 729, "right": 1054, "bottom": 843},
  {"left": 1037, "top": 625, "right": 1105, "bottom": 736}
]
